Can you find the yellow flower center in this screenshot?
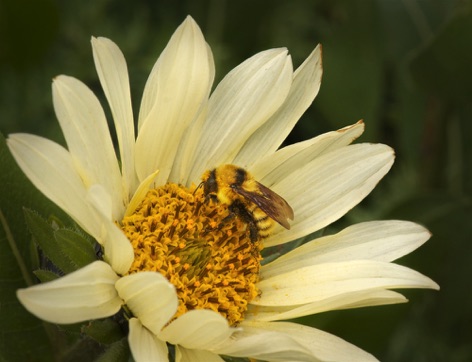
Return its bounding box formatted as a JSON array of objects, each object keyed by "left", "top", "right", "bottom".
[{"left": 120, "top": 183, "right": 262, "bottom": 326}]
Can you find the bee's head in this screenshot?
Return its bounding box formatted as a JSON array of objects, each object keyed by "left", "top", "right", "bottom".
[{"left": 199, "top": 169, "right": 218, "bottom": 200}]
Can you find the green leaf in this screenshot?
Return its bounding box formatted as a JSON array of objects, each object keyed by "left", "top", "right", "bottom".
[
  {"left": 95, "top": 338, "right": 130, "bottom": 362},
  {"left": 0, "top": 133, "right": 65, "bottom": 361},
  {"left": 82, "top": 319, "right": 125, "bottom": 345},
  {"left": 57, "top": 322, "right": 85, "bottom": 337},
  {"left": 58, "top": 334, "right": 108, "bottom": 362},
  {"left": 55, "top": 229, "right": 97, "bottom": 270},
  {"left": 33, "top": 269, "right": 60, "bottom": 283},
  {"left": 23, "top": 209, "right": 77, "bottom": 275},
  {"left": 23, "top": 211, "right": 99, "bottom": 276}
]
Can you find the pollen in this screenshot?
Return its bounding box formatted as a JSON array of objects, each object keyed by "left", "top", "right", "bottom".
[{"left": 120, "top": 183, "right": 262, "bottom": 326}]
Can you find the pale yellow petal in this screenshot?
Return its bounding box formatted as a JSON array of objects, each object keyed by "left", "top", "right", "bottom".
[
  {"left": 246, "top": 289, "right": 407, "bottom": 322},
  {"left": 86, "top": 185, "right": 134, "bottom": 275},
  {"left": 263, "top": 220, "right": 431, "bottom": 278},
  {"left": 266, "top": 143, "right": 394, "bottom": 247},
  {"left": 234, "top": 44, "right": 323, "bottom": 167},
  {"left": 252, "top": 121, "right": 364, "bottom": 183},
  {"left": 92, "top": 36, "right": 138, "bottom": 199},
  {"left": 124, "top": 169, "right": 159, "bottom": 217},
  {"left": 16, "top": 261, "right": 121, "bottom": 324},
  {"left": 188, "top": 48, "right": 293, "bottom": 182},
  {"left": 158, "top": 310, "right": 235, "bottom": 350},
  {"left": 176, "top": 346, "right": 224, "bottom": 362},
  {"left": 52, "top": 75, "right": 123, "bottom": 220},
  {"left": 234, "top": 321, "right": 378, "bottom": 362},
  {"left": 254, "top": 260, "right": 439, "bottom": 307},
  {"left": 128, "top": 318, "right": 169, "bottom": 362},
  {"left": 135, "top": 16, "right": 214, "bottom": 185},
  {"left": 169, "top": 100, "right": 209, "bottom": 186},
  {"left": 212, "top": 323, "right": 314, "bottom": 361},
  {"left": 7, "top": 134, "right": 99, "bottom": 237},
  {"left": 115, "top": 272, "right": 178, "bottom": 335}
]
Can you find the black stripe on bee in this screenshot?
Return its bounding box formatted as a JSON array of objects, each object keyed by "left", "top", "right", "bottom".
[{"left": 234, "top": 167, "right": 247, "bottom": 186}]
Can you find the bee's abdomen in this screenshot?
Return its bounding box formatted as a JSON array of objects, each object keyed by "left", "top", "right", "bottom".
[{"left": 250, "top": 205, "right": 275, "bottom": 239}]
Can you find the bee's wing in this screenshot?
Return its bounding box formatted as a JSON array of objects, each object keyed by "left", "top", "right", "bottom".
[{"left": 234, "top": 182, "right": 294, "bottom": 229}]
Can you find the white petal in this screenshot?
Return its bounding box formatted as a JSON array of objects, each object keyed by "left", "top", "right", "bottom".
[
  {"left": 86, "top": 185, "right": 134, "bottom": 275},
  {"left": 52, "top": 75, "right": 123, "bottom": 220},
  {"left": 169, "top": 102, "right": 209, "bottom": 185},
  {"left": 16, "top": 261, "right": 121, "bottom": 324},
  {"left": 263, "top": 220, "right": 431, "bottom": 278},
  {"left": 145, "top": 42, "right": 215, "bottom": 187},
  {"left": 188, "top": 48, "right": 293, "bottom": 182},
  {"left": 135, "top": 16, "right": 214, "bottom": 184},
  {"left": 266, "top": 143, "right": 394, "bottom": 247},
  {"left": 92, "top": 36, "right": 137, "bottom": 199},
  {"left": 87, "top": 183, "right": 113, "bottom": 219},
  {"left": 124, "top": 169, "right": 159, "bottom": 217},
  {"left": 158, "top": 310, "right": 235, "bottom": 350},
  {"left": 254, "top": 260, "right": 439, "bottom": 307},
  {"left": 115, "top": 272, "right": 178, "bottom": 335},
  {"left": 176, "top": 346, "right": 224, "bottom": 362},
  {"left": 212, "top": 322, "right": 314, "bottom": 361},
  {"left": 7, "top": 134, "right": 99, "bottom": 237},
  {"left": 129, "top": 318, "right": 169, "bottom": 362},
  {"left": 246, "top": 289, "right": 407, "bottom": 322},
  {"left": 233, "top": 320, "right": 378, "bottom": 362},
  {"left": 234, "top": 45, "right": 323, "bottom": 167},
  {"left": 252, "top": 121, "right": 364, "bottom": 183}
]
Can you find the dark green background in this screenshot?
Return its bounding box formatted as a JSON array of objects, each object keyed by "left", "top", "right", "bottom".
[{"left": 1, "top": 0, "right": 470, "bottom": 361}]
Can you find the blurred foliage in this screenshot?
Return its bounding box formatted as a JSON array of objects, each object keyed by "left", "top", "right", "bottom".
[{"left": 1, "top": 0, "right": 471, "bottom": 361}]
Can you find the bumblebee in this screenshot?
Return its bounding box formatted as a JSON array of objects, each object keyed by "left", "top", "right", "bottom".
[{"left": 199, "top": 164, "right": 294, "bottom": 242}]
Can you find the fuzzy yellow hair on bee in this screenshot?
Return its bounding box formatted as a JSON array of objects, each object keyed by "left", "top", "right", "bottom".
[{"left": 199, "top": 164, "right": 294, "bottom": 242}]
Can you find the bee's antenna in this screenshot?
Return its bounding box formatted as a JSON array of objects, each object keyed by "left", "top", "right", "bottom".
[{"left": 194, "top": 182, "right": 204, "bottom": 195}]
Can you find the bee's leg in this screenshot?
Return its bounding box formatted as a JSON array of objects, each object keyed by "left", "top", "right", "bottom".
[
  {"left": 248, "top": 223, "right": 259, "bottom": 243},
  {"left": 202, "top": 206, "right": 236, "bottom": 235},
  {"left": 219, "top": 210, "right": 236, "bottom": 226},
  {"left": 228, "top": 201, "right": 259, "bottom": 243}
]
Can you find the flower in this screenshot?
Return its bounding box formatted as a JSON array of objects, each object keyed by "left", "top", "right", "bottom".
[{"left": 7, "top": 16, "right": 438, "bottom": 362}]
